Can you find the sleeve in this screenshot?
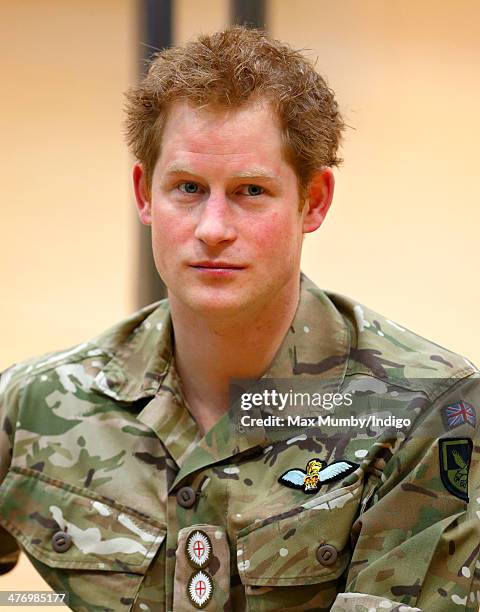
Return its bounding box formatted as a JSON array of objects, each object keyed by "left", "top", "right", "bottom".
[
  {"left": 0, "top": 367, "right": 21, "bottom": 574},
  {"left": 330, "top": 373, "right": 480, "bottom": 612}
]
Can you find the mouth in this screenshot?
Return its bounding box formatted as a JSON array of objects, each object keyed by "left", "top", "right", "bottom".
[
  {"left": 189, "top": 261, "right": 246, "bottom": 274},
  {"left": 190, "top": 261, "right": 245, "bottom": 270}
]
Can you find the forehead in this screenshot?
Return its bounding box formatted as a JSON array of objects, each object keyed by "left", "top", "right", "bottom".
[{"left": 155, "top": 100, "right": 288, "bottom": 173}]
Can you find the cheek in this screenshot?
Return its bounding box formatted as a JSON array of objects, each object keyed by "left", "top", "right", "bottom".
[
  {"left": 249, "top": 213, "right": 301, "bottom": 253},
  {"left": 151, "top": 211, "right": 190, "bottom": 245},
  {"left": 150, "top": 214, "right": 191, "bottom": 273}
]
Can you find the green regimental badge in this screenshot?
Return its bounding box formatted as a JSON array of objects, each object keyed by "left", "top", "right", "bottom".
[{"left": 438, "top": 438, "right": 472, "bottom": 502}]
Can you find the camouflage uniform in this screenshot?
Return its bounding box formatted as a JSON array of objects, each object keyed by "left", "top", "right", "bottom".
[{"left": 0, "top": 274, "right": 478, "bottom": 611}]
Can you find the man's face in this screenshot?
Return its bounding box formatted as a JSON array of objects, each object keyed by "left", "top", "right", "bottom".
[{"left": 134, "top": 100, "right": 330, "bottom": 318}]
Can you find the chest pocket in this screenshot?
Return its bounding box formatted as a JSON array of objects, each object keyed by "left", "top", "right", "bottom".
[
  {"left": 236, "top": 479, "right": 363, "bottom": 611},
  {"left": 0, "top": 467, "right": 165, "bottom": 611}
]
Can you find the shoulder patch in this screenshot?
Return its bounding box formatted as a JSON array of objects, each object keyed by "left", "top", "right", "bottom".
[
  {"left": 441, "top": 401, "right": 476, "bottom": 430},
  {"left": 438, "top": 438, "right": 472, "bottom": 502}
]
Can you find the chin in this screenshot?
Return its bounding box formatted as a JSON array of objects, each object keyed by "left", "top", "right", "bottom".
[{"left": 180, "top": 287, "right": 256, "bottom": 317}]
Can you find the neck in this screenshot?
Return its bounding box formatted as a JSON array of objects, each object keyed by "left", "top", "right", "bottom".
[{"left": 170, "top": 276, "right": 300, "bottom": 433}]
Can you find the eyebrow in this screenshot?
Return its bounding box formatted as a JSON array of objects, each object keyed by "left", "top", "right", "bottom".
[
  {"left": 165, "top": 162, "right": 277, "bottom": 181},
  {"left": 234, "top": 169, "right": 277, "bottom": 181}
]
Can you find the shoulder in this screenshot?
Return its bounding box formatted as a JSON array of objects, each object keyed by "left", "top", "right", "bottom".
[
  {"left": 0, "top": 299, "right": 168, "bottom": 423},
  {"left": 325, "top": 291, "right": 478, "bottom": 397}
]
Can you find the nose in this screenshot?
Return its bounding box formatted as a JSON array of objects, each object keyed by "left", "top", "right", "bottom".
[{"left": 194, "top": 195, "right": 237, "bottom": 246}]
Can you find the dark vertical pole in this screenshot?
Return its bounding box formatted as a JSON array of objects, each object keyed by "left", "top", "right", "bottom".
[
  {"left": 136, "top": 0, "right": 172, "bottom": 307},
  {"left": 231, "top": 0, "right": 266, "bottom": 28}
]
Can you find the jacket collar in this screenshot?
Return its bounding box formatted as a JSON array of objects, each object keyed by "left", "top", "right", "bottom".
[
  {"left": 92, "top": 275, "right": 351, "bottom": 484},
  {"left": 239, "top": 273, "right": 351, "bottom": 445},
  {"left": 91, "top": 301, "right": 173, "bottom": 402},
  {"left": 92, "top": 275, "right": 350, "bottom": 406}
]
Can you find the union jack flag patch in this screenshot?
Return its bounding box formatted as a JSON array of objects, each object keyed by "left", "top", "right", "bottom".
[{"left": 442, "top": 401, "right": 476, "bottom": 430}]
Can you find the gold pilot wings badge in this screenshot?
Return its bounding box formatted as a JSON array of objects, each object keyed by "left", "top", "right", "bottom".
[{"left": 278, "top": 458, "right": 359, "bottom": 494}]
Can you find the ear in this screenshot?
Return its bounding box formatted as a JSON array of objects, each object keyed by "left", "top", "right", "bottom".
[
  {"left": 302, "top": 167, "right": 335, "bottom": 233},
  {"left": 133, "top": 163, "right": 152, "bottom": 225}
]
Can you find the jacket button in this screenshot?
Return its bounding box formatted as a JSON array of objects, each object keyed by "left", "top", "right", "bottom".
[
  {"left": 316, "top": 544, "right": 338, "bottom": 566},
  {"left": 51, "top": 531, "right": 72, "bottom": 553},
  {"left": 176, "top": 486, "right": 196, "bottom": 508}
]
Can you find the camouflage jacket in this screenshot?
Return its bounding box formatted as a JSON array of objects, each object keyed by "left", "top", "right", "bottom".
[{"left": 0, "top": 275, "right": 478, "bottom": 611}]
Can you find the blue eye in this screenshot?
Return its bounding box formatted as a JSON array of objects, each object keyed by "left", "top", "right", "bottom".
[
  {"left": 245, "top": 185, "right": 264, "bottom": 196},
  {"left": 179, "top": 182, "right": 199, "bottom": 194}
]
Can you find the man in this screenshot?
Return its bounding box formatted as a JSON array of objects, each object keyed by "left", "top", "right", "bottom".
[{"left": 0, "top": 27, "right": 478, "bottom": 611}]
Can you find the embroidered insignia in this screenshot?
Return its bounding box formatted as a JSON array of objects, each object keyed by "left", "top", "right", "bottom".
[
  {"left": 439, "top": 438, "right": 472, "bottom": 502},
  {"left": 185, "top": 530, "right": 212, "bottom": 569},
  {"left": 278, "top": 458, "right": 359, "bottom": 494},
  {"left": 187, "top": 570, "right": 213, "bottom": 609},
  {"left": 442, "top": 401, "right": 476, "bottom": 430}
]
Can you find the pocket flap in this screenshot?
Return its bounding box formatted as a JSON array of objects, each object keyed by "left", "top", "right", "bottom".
[
  {"left": 236, "top": 480, "right": 362, "bottom": 586},
  {"left": 0, "top": 467, "right": 165, "bottom": 573}
]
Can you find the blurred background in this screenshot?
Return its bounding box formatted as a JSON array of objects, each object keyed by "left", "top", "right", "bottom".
[{"left": 1, "top": 0, "right": 479, "bottom": 605}]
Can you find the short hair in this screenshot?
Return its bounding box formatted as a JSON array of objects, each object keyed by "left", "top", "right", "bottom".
[{"left": 124, "top": 26, "right": 345, "bottom": 200}]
